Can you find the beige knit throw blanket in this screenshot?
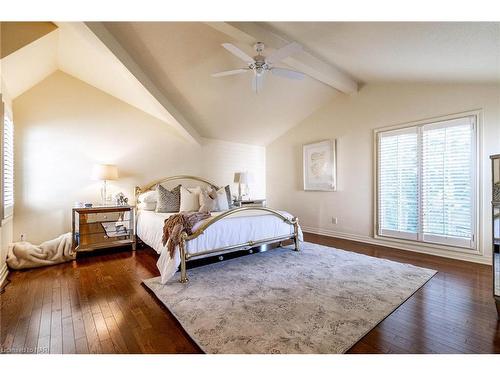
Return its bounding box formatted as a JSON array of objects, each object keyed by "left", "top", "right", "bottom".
[
  {"left": 162, "top": 212, "right": 211, "bottom": 258},
  {"left": 7, "top": 232, "right": 75, "bottom": 270}
]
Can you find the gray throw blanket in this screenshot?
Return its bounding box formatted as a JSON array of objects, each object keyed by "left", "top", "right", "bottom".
[
  {"left": 162, "top": 212, "right": 211, "bottom": 258},
  {"left": 7, "top": 232, "right": 75, "bottom": 270}
]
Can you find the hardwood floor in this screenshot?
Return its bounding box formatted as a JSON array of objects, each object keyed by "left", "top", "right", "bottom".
[{"left": 1, "top": 233, "right": 499, "bottom": 354}]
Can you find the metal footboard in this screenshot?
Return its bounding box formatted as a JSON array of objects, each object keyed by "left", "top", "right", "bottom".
[{"left": 178, "top": 207, "right": 300, "bottom": 283}]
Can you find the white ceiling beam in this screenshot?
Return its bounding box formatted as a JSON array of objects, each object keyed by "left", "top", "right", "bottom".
[
  {"left": 85, "top": 22, "right": 202, "bottom": 145},
  {"left": 207, "top": 22, "right": 358, "bottom": 94}
]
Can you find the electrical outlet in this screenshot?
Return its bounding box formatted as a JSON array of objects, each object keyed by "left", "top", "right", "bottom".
[
  {"left": 331, "top": 217, "right": 338, "bottom": 225},
  {"left": 21, "top": 233, "right": 26, "bottom": 241}
]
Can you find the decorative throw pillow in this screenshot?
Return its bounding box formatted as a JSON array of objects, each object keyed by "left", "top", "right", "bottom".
[
  {"left": 137, "top": 190, "right": 157, "bottom": 203},
  {"left": 224, "top": 185, "right": 233, "bottom": 208},
  {"left": 209, "top": 187, "right": 230, "bottom": 211},
  {"left": 494, "top": 182, "right": 500, "bottom": 202},
  {"left": 180, "top": 186, "right": 201, "bottom": 212},
  {"left": 155, "top": 184, "right": 181, "bottom": 213},
  {"left": 198, "top": 190, "right": 216, "bottom": 213},
  {"left": 187, "top": 186, "right": 203, "bottom": 205}
]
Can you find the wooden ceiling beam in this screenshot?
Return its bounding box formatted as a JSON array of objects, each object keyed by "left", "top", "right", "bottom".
[{"left": 85, "top": 22, "right": 202, "bottom": 145}]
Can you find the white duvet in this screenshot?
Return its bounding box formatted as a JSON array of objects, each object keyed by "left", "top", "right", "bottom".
[{"left": 136, "top": 209, "right": 303, "bottom": 283}]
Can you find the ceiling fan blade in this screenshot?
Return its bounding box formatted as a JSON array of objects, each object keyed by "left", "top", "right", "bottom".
[
  {"left": 212, "top": 68, "right": 249, "bottom": 77},
  {"left": 252, "top": 73, "right": 265, "bottom": 94},
  {"left": 266, "top": 42, "right": 303, "bottom": 64},
  {"left": 222, "top": 43, "right": 255, "bottom": 64},
  {"left": 271, "top": 67, "right": 305, "bottom": 80}
]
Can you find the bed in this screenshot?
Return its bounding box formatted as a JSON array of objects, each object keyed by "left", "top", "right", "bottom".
[{"left": 135, "top": 175, "right": 302, "bottom": 284}]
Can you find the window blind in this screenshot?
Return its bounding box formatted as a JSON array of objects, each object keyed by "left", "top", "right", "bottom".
[
  {"left": 3, "top": 114, "right": 14, "bottom": 218},
  {"left": 378, "top": 128, "right": 418, "bottom": 240},
  {"left": 377, "top": 115, "right": 476, "bottom": 249},
  {"left": 422, "top": 117, "right": 475, "bottom": 247}
]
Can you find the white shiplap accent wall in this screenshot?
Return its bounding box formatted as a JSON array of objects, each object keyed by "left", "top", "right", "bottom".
[{"left": 201, "top": 139, "right": 266, "bottom": 200}]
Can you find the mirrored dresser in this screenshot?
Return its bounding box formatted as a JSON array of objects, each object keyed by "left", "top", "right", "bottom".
[
  {"left": 491, "top": 154, "right": 500, "bottom": 318},
  {"left": 72, "top": 205, "right": 136, "bottom": 253}
]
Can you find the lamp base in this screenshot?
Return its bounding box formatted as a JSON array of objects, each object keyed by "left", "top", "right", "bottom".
[{"left": 101, "top": 180, "right": 108, "bottom": 205}]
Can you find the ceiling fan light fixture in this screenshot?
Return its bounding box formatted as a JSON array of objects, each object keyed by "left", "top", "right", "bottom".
[{"left": 213, "top": 41, "right": 305, "bottom": 93}]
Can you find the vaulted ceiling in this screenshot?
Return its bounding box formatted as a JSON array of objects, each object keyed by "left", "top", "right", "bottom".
[
  {"left": 265, "top": 22, "right": 500, "bottom": 83},
  {"left": 1, "top": 22, "right": 200, "bottom": 143},
  {"left": 2, "top": 22, "right": 499, "bottom": 146},
  {"left": 101, "top": 22, "right": 338, "bottom": 145},
  {"left": 101, "top": 21, "right": 500, "bottom": 144}
]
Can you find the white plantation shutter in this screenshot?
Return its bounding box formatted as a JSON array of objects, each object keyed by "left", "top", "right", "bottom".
[
  {"left": 378, "top": 128, "right": 418, "bottom": 240},
  {"left": 422, "top": 117, "right": 475, "bottom": 247},
  {"left": 3, "top": 114, "right": 14, "bottom": 218},
  {"left": 377, "top": 115, "right": 476, "bottom": 250}
]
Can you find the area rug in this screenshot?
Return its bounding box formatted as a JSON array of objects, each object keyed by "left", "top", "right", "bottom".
[{"left": 143, "top": 242, "right": 436, "bottom": 353}]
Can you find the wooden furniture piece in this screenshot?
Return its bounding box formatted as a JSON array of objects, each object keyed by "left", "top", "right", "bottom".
[
  {"left": 72, "top": 205, "right": 136, "bottom": 253},
  {"left": 491, "top": 154, "right": 500, "bottom": 318},
  {"left": 233, "top": 198, "right": 267, "bottom": 208}
]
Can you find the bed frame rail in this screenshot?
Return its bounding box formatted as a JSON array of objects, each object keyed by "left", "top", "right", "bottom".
[{"left": 179, "top": 207, "right": 300, "bottom": 283}]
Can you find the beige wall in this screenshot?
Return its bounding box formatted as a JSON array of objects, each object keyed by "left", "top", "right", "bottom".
[
  {"left": 267, "top": 83, "right": 500, "bottom": 264},
  {"left": 13, "top": 71, "right": 265, "bottom": 244}
]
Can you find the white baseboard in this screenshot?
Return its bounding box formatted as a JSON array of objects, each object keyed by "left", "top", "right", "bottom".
[
  {"left": 301, "top": 226, "right": 491, "bottom": 265},
  {"left": 0, "top": 263, "right": 9, "bottom": 288}
]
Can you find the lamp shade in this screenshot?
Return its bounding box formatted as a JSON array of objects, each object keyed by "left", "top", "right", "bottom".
[
  {"left": 233, "top": 172, "right": 248, "bottom": 184},
  {"left": 92, "top": 164, "right": 118, "bottom": 181}
]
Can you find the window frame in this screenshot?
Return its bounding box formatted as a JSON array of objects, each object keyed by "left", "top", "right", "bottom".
[
  {"left": 2, "top": 103, "right": 14, "bottom": 220},
  {"left": 373, "top": 110, "right": 481, "bottom": 255}
]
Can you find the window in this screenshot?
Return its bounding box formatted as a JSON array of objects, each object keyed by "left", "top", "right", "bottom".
[
  {"left": 376, "top": 115, "right": 476, "bottom": 249},
  {"left": 3, "top": 112, "right": 14, "bottom": 218}
]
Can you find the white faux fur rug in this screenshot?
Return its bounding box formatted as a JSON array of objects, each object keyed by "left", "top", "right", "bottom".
[{"left": 143, "top": 242, "right": 436, "bottom": 353}]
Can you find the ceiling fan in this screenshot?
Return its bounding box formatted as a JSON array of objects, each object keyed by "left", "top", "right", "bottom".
[{"left": 212, "top": 41, "right": 306, "bottom": 93}]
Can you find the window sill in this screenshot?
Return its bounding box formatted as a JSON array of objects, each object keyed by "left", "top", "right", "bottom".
[{"left": 374, "top": 233, "right": 480, "bottom": 256}]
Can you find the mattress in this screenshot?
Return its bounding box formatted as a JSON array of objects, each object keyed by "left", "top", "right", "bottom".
[{"left": 136, "top": 209, "right": 303, "bottom": 283}]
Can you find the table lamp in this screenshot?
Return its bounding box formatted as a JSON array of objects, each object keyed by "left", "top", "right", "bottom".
[
  {"left": 92, "top": 164, "right": 118, "bottom": 205},
  {"left": 233, "top": 171, "right": 248, "bottom": 201}
]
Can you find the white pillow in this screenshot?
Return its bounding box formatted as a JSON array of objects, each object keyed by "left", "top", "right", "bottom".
[
  {"left": 188, "top": 186, "right": 202, "bottom": 205},
  {"left": 212, "top": 187, "right": 229, "bottom": 211},
  {"left": 137, "top": 202, "right": 156, "bottom": 211},
  {"left": 199, "top": 190, "right": 216, "bottom": 213},
  {"left": 138, "top": 190, "right": 157, "bottom": 203},
  {"left": 180, "top": 186, "right": 200, "bottom": 212}
]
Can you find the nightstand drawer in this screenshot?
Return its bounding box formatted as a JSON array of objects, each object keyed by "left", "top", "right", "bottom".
[{"left": 81, "top": 212, "right": 124, "bottom": 223}]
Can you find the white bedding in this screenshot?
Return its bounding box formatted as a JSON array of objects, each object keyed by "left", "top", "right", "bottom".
[{"left": 136, "top": 209, "right": 303, "bottom": 283}]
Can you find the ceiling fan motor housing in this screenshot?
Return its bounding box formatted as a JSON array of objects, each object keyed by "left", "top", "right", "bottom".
[{"left": 254, "top": 42, "right": 265, "bottom": 54}]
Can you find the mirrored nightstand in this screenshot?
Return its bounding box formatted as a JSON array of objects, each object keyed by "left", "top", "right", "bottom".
[{"left": 72, "top": 205, "right": 136, "bottom": 253}]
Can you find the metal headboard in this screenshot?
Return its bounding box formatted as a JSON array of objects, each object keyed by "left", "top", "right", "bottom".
[{"left": 134, "top": 175, "right": 220, "bottom": 198}]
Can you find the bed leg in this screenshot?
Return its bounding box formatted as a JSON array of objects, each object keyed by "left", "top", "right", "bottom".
[
  {"left": 179, "top": 235, "right": 189, "bottom": 283},
  {"left": 293, "top": 218, "right": 300, "bottom": 252}
]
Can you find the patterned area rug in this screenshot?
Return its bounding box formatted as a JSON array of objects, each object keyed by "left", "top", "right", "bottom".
[{"left": 143, "top": 242, "right": 436, "bottom": 353}]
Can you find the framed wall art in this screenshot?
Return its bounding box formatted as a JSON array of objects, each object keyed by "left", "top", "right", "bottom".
[{"left": 303, "top": 139, "right": 336, "bottom": 191}]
